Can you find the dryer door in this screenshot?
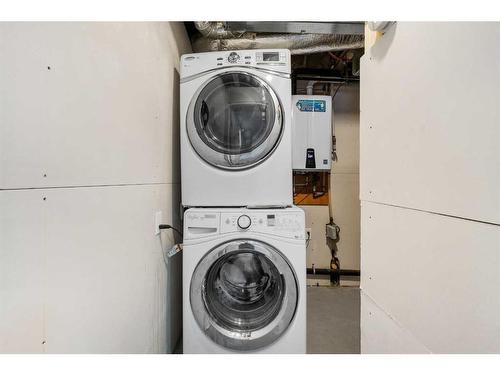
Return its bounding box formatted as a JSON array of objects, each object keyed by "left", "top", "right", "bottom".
[
  {"left": 187, "top": 71, "right": 283, "bottom": 170},
  {"left": 190, "top": 239, "right": 298, "bottom": 351}
]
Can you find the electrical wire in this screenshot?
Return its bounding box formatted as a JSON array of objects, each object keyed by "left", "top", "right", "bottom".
[
  {"left": 158, "top": 224, "right": 183, "bottom": 268},
  {"left": 332, "top": 81, "right": 346, "bottom": 101},
  {"left": 158, "top": 224, "right": 182, "bottom": 237}
]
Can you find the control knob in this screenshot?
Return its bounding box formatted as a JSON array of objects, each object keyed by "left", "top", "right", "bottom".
[
  {"left": 237, "top": 215, "right": 251, "bottom": 230},
  {"left": 227, "top": 52, "right": 240, "bottom": 63}
]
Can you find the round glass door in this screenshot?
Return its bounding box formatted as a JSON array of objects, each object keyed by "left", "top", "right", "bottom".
[
  {"left": 187, "top": 72, "right": 283, "bottom": 169},
  {"left": 190, "top": 240, "right": 298, "bottom": 351}
]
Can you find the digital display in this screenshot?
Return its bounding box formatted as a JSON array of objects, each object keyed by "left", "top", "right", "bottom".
[
  {"left": 263, "top": 52, "right": 280, "bottom": 62},
  {"left": 267, "top": 214, "right": 276, "bottom": 226}
]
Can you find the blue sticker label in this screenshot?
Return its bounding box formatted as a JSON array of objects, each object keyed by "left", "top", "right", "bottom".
[{"left": 296, "top": 100, "right": 326, "bottom": 112}]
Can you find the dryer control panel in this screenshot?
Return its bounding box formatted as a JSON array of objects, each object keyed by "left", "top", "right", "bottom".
[{"left": 180, "top": 49, "right": 291, "bottom": 78}]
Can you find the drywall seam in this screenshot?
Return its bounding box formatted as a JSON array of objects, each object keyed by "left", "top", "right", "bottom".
[
  {"left": 361, "top": 289, "right": 432, "bottom": 353},
  {"left": 0, "top": 182, "right": 178, "bottom": 192},
  {"left": 360, "top": 199, "right": 500, "bottom": 227}
]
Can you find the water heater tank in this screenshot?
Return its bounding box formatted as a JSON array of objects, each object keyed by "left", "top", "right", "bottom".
[{"left": 291, "top": 95, "right": 332, "bottom": 171}]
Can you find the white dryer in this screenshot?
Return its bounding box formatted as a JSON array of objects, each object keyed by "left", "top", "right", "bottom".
[
  {"left": 180, "top": 49, "right": 292, "bottom": 207},
  {"left": 182, "top": 206, "right": 306, "bottom": 353}
]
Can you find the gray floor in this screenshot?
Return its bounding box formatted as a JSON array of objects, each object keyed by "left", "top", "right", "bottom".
[{"left": 307, "top": 286, "right": 360, "bottom": 354}]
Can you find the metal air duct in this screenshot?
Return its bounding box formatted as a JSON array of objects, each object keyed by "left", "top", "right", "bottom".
[{"left": 193, "top": 22, "right": 364, "bottom": 55}]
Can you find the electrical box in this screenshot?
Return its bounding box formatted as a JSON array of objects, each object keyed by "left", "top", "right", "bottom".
[{"left": 292, "top": 95, "right": 332, "bottom": 171}]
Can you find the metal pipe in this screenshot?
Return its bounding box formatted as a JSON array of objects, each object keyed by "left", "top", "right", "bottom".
[
  {"left": 306, "top": 81, "right": 317, "bottom": 95},
  {"left": 306, "top": 268, "right": 360, "bottom": 276}
]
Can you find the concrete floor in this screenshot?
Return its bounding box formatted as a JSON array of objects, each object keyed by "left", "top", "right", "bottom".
[{"left": 307, "top": 286, "right": 360, "bottom": 354}]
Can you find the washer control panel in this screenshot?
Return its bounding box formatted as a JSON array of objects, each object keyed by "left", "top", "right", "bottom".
[
  {"left": 220, "top": 210, "right": 304, "bottom": 239},
  {"left": 184, "top": 208, "right": 305, "bottom": 240}
]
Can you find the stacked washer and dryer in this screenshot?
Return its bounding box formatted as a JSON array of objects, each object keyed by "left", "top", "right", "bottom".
[{"left": 180, "top": 49, "right": 306, "bottom": 353}]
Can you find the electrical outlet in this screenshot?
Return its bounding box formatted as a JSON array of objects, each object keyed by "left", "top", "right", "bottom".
[{"left": 305, "top": 228, "right": 312, "bottom": 240}]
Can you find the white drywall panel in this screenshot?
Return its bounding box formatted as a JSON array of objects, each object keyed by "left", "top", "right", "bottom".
[
  {"left": 42, "top": 183, "right": 180, "bottom": 353},
  {"left": 361, "top": 291, "right": 430, "bottom": 354},
  {"left": 361, "top": 201, "right": 500, "bottom": 353},
  {"left": 0, "top": 22, "right": 190, "bottom": 353},
  {"left": 1, "top": 184, "right": 181, "bottom": 353},
  {"left": 360, "top": 22, "right": 500, "bottom": 224},
  {"left": 0, "top": 22, "right": 188, "bottom": 189},
  {"left": 0, "top": 190, "right": 45, "bottom": 353}
]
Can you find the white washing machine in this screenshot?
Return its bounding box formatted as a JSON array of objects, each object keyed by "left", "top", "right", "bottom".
[
  {"left": 180, "top": 49, "right": 293, "bottom": 207},
  {"left": 182, "top": 206, "right": 306, "bottom": 353}
]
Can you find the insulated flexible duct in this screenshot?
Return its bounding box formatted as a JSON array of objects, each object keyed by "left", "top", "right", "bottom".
[
  {"left": 193, "top": 22, "right": 364, "bottom": 55},
  {"left": 194, "top": 21, "right": 245, "bottom": 39}
]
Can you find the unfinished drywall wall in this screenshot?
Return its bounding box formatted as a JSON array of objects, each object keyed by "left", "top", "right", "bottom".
[
  {"left": 303, "top": 83, "right": 360, "bottom": 271},
  {"left": 360, "top": 22, "right": 500, "bottom": 353},
  {"left": 0, "top": 22, "right": 191, "bottom": 353}
]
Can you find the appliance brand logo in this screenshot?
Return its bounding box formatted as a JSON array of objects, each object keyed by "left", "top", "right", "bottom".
[{"left": 296, "top": 100, "right": 326, "bottom": 112}]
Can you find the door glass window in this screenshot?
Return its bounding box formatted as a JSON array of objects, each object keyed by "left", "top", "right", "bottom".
[
  {"left": 203, "top": 246, "right": 285, "bottom": 332},
  {"left": 193, "top": 73, "right": 277, "bottom": 155}
]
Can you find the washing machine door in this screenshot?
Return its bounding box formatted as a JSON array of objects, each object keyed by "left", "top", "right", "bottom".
[
  {"left": 190, "top": 240, "right": 298, "bottom": 351},
  {"left": 187, "top": 71, "right": 283, "bottom": 169}
]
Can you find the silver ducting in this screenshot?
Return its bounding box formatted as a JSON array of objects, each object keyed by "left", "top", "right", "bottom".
[
  {"left": 194, "top": 21, "right": 245, "bottom": 39},
  {"left": 367, "top": 21, "right": 395, "bottom": 32},
  {"left": 192, "top": 33, "right": 364, "bottom": 55},
  {"left": 193, "top": 22, "right": 364, "bottom": 55}
]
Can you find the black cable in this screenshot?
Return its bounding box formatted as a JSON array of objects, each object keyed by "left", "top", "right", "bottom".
[
  {"left": 332, "top": 81, "right": 346, "bottom": 101},
  {"left": 158, "top": 224, "right": 183, "bottom": 237}
]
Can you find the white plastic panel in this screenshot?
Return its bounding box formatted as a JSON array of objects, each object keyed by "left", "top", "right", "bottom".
[
  {"left": 292, "top": 95, "right": 332, "bottom": 171},
  {"left": 0, "top": 23, "right": 180, "bottom": 189},
  {"left": 361, "top": 291, "right": 430, "bottom": 354},
  {"left": 0, "top": 190, "right": 45, "bottom": 353},
  {"left": 361, "top": 201, "right": 500, "bottom": 353},
  {"left": 360, "top": 22, "right": 500, "bottom": 224}
]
